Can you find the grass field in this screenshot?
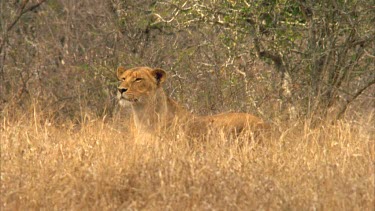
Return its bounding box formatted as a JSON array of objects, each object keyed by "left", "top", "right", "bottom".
[{"left": 1, "top": 107, "right": 374, "bottom": 210}]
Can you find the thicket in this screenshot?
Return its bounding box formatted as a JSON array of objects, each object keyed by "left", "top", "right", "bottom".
[
  {"left": 1, "top": 0, "right": 374, "bottom": 123},
  {"left": 1, "top": 1, "right": 374, "bottom": 210}
]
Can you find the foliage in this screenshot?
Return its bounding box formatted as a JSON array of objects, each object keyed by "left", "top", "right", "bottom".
[
  {"left": 0, "top": 1, "right": 374, "bottom": 209},
  {"left": 1, "top": 0, "right": 373, "bottom": 121},
  {"left": 153, "top": 0, "right": 375, "bottom": 119}
]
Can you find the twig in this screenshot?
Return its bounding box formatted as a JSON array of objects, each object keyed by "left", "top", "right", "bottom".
[
  {"left": 0, "top": 0, "right": 48, "bottom": 79},
  {"left": 336, "top": 77, "right": 375, "bottom": 120}
]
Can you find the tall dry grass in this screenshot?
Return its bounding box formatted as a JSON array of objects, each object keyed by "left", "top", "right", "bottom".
[{"left": 1, "top": 104, "right": 374, "bottom": 210}]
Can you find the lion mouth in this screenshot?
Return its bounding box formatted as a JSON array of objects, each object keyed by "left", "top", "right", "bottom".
[
  {"left": 127, "top": 98, "right": 138, "bottom": 103},
  {"left": 120, "top": 97, "right": 138, "bottom": 103}
]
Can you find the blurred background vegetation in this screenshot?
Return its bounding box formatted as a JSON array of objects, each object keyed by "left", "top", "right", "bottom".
[{"left": 1, "top": 0, "right": 374, "bottom": 124}]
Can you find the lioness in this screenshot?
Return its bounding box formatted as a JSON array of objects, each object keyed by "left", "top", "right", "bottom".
[{"left": 117, "top": 66, "right": 268, "bottom": 139}]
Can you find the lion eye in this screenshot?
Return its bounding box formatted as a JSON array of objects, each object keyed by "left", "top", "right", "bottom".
[
  {"left": 135, "top": 78, "right": 142, "bottom": 82},
  {"left": 121, "top": 77, "right": 126, "bottom": 81}
]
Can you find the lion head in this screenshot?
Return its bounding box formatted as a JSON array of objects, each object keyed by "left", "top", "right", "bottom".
[{"left": 116, "top": 66, "right": 167, "bottom": 107}]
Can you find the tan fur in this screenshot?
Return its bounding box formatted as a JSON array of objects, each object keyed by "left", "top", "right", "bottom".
[{"left": 117, "top": 66, "right": 269, "bottom": 138}]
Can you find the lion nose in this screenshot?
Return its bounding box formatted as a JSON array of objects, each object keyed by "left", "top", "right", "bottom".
[{"left": 118, "top": 88, "right": 128, "bottom": 94}]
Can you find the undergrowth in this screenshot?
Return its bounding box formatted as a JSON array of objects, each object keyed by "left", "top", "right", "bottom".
[{"left": 1, "top": 106, "right": 374, "bottom": 210}]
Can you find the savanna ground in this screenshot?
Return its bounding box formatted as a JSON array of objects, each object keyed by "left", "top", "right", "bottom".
[
  {"left": 1, "top": 103, "right": 374, "bottom": 210},
  {"left": 1, "top": 0, "right": 375, "bottom": 210}
]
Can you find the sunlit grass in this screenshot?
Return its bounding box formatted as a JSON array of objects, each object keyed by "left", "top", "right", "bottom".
[{"left": 1, "top": 107, "right": 374, "bottom": 210}]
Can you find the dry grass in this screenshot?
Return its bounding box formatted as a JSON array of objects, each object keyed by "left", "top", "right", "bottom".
[{"left": 1, "top": 106, "right": 374, "bottom": 210}]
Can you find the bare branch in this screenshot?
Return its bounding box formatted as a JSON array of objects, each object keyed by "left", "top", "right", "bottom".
[
  {"left": 0, "top": 0, "right": 48, "bottom": 78},
  {"left": 336, "top": 77, "right": 375, "bottom": 120},
  {"left": 6, "top": 0, "right": 48, "bottom": 32}
]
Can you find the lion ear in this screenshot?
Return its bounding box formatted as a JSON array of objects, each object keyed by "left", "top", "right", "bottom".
[
  {"left": 151, "top": 68, "right": 167, "bottom": 85},
  {"left": 117, "top": 66, "right": 127, "bottom": 79}
]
